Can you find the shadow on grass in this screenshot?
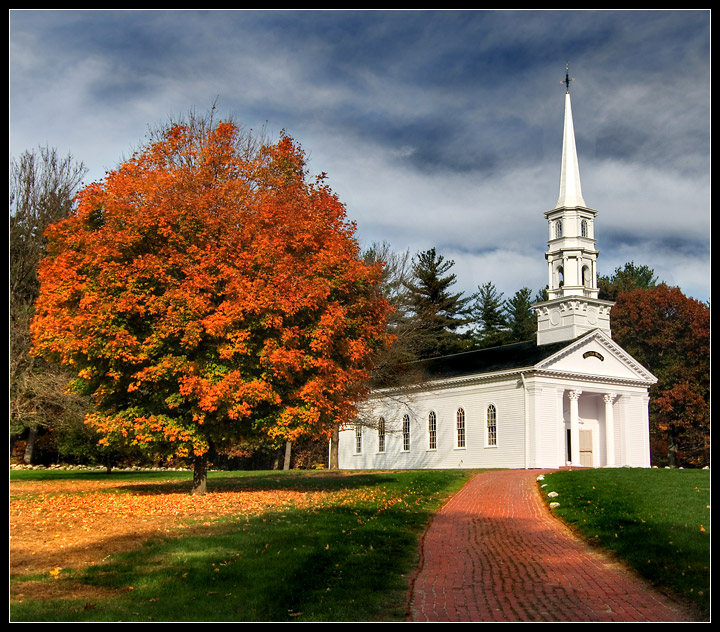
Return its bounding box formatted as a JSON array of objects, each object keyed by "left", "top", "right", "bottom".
[
  {"left": 61, "top": 505, "right": 413, "bottom": 621},
  {"left": 12, "top": 468, "right": 411, "bottom": 497},
  {"left": 11, "top": 469, "right": 471, "bottom": 622}
]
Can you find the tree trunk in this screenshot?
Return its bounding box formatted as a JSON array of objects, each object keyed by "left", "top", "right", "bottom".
[
  {"left": 667, "top": 425, "right": 679, "bottom": 468},
  {"left": 283, "top": 441, "right": 292, "bottom": 470},
  {"left": 192, "top": 453, "right": 208, "bottom": 495},
  {"left": 329, "top": 424, "right": 339, "bottom": 470},
  {"left": 23, "top": 425, "right": 38, "bottom": 465}
]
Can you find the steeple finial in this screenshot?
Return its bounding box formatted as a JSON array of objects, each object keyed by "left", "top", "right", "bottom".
[{"left": 563, "top": 63, "right": 574, "bottom": 93}]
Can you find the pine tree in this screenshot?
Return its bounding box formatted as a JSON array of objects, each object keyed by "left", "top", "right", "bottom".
[
  {"left": 473, "top": 282, "right": 509, "bottom": 348},
  {"left": 403, "top": 248, "right": 472, "bottom": 359},
  {"left": 505, "top": 287, "right": 536, "bottom": 343}
]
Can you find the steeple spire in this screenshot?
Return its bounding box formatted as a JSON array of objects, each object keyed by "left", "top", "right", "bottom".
[
  {"left": 556, "top": 64, "right": 586, "bottom": 209},
  {"left": 533, "top": 66, "right": 614, "bottom": 346}
]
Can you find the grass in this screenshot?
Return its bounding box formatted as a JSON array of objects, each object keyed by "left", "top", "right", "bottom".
[
  {"left": 539, "top": 468, "right": 710, "bottom": 617},
  {"left": 10, "top": 468, "right": 473, "bottom": 622},
  {"left": 12, "top": 467, "right": 711, "bottom": 621}
]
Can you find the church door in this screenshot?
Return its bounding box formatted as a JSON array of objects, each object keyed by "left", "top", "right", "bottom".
[{"left": 579, "top": 429, "right": 593, "bottom": 466}]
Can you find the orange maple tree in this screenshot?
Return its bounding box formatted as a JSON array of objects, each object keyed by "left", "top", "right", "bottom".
[
  {"left": 611, "top": 284, "right": 709, "bottom": 467},
  {"left": 30, "top": 118, "right": 391, "bottom": 493}
]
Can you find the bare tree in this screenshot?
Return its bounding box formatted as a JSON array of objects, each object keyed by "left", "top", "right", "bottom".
[
  {"left": 10, "top": 147, "right": 87, "bottom": 463},
  {"left": 362, "top": 242, "right": 420, "bottom": 385}
]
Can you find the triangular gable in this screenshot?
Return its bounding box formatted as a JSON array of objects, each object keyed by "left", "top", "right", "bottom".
[{"left": 535, "top": 329, "right": 657, "bottom": 385}]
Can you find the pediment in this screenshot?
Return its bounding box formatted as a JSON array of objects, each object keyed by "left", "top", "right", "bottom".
[{"left": 535, "top": 329, "right": 657, "bottom": 385}]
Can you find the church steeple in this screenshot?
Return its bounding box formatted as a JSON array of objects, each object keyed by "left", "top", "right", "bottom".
[
  {"left": 534, "top": 66, "right": 614, "bottom": 346},
  {"left": 556, "top": 66, "right": 586, "bottom": 209}
]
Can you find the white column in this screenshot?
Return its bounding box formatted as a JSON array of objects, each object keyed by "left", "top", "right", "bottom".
[
  {"left": 576, "top": 256, "right": 582, "bottom": 289},
  {"left": 604, "top": 393, "right": 616, "bottom": 467},
  {"left": 548, "top": 260, "right": 554, "bottom": 293},
  {"left": 569, "top": 390, "right": 581, "bottom": 465}
]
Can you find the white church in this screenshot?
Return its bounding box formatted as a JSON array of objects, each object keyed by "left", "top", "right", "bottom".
[{"left": 337, "top": 76, "right": 657, "bottom": 471}]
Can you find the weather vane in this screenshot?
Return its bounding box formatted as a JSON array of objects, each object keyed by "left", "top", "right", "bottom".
[{"left": 563, "top": 63, "right": 575, "bottom": 92}]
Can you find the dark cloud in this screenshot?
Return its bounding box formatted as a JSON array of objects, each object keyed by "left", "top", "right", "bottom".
[{"left": 10, "top": 9, "right": 710, "bottom": 302}]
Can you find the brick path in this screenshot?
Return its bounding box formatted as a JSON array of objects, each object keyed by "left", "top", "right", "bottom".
[{"left": 408, "top": 469, "right": 699, "bottom": 622}]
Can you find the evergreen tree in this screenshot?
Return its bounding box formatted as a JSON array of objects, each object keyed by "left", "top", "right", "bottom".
[
  {"left": 473, "top": 282, "right": 508, "bottom": 348},
  {"left": 363, "top": 241, "right": 413, "bottom": 329},
  {"left": 403, "top": 248, "right": 472, "bottom": 359},
  {"left": 505, "top": 287, "right": 536, "bottom": 343}
]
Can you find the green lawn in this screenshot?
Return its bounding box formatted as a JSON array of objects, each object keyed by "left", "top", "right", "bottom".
[
  {"left": 10, "top": 468, "right": 473, "bottom": 622},
  {"left": 539, "top": 467, "right": 710, "bottom": 617},
  {"left": 11, "top": 467, "right": 710, "bottom": 621}
]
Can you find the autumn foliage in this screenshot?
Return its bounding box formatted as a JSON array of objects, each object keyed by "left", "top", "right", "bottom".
[
  {"left": 30, "top": 119, "right": 391, "bottom": 488},
  {"left": 611, "top": 284, "right": 710, "bottom": 467}
]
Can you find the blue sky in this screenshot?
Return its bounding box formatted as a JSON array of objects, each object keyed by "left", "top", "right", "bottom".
[{"left": 10, "top": 9, "right": 710, "bottom": 303}]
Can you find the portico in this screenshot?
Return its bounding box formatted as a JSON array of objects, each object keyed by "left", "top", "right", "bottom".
[{"left": 563, "top": 389, "right": 617, "bottom": 467}]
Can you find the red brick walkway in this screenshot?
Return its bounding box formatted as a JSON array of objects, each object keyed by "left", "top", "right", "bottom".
[{"left": 408, "top": 469, "right": 699, "bottom": 622}]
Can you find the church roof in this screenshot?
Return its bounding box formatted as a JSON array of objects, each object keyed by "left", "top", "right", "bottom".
[
  {"left": 409, "top": 338, "right": 574, "bottom": 382},
  {"left": 390, "top": 328, "right": 657, "bottom": 389}
]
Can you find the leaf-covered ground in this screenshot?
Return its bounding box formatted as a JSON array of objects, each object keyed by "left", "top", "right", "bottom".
[{"left": 10, "top": 475, "right": 380, "bottom": 603}]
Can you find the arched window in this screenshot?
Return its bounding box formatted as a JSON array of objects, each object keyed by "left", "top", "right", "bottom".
[
  {"left": 580, "top": 219, "right": 588, "bottom": 237},
  {"left": 486, "top": 404, "right": 497, "bottom": 447},
  {"left": 456, "top": 408, "right": 466, "bottom": 448},
  {"left": 555, "top": 220, "right": 563, "bottom": 239},
  {"left": 428, "top": 411, "right": 437, "bottom": 450},
  {"left": 402, "top": 414, "right": 411, "bottom": 451},
  {"left": 355, "top": 424, "right": 362, "bottom": 454},
  {"left": 378, "top": 417, "right": 385, "bottom": 453},
  {"left": 582, "top": 265, "right": 591, "bottom": 287}
]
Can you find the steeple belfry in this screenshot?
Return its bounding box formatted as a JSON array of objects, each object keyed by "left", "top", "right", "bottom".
[{"left": 534, "top": 67, "right": 614, "bottom": 345}]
